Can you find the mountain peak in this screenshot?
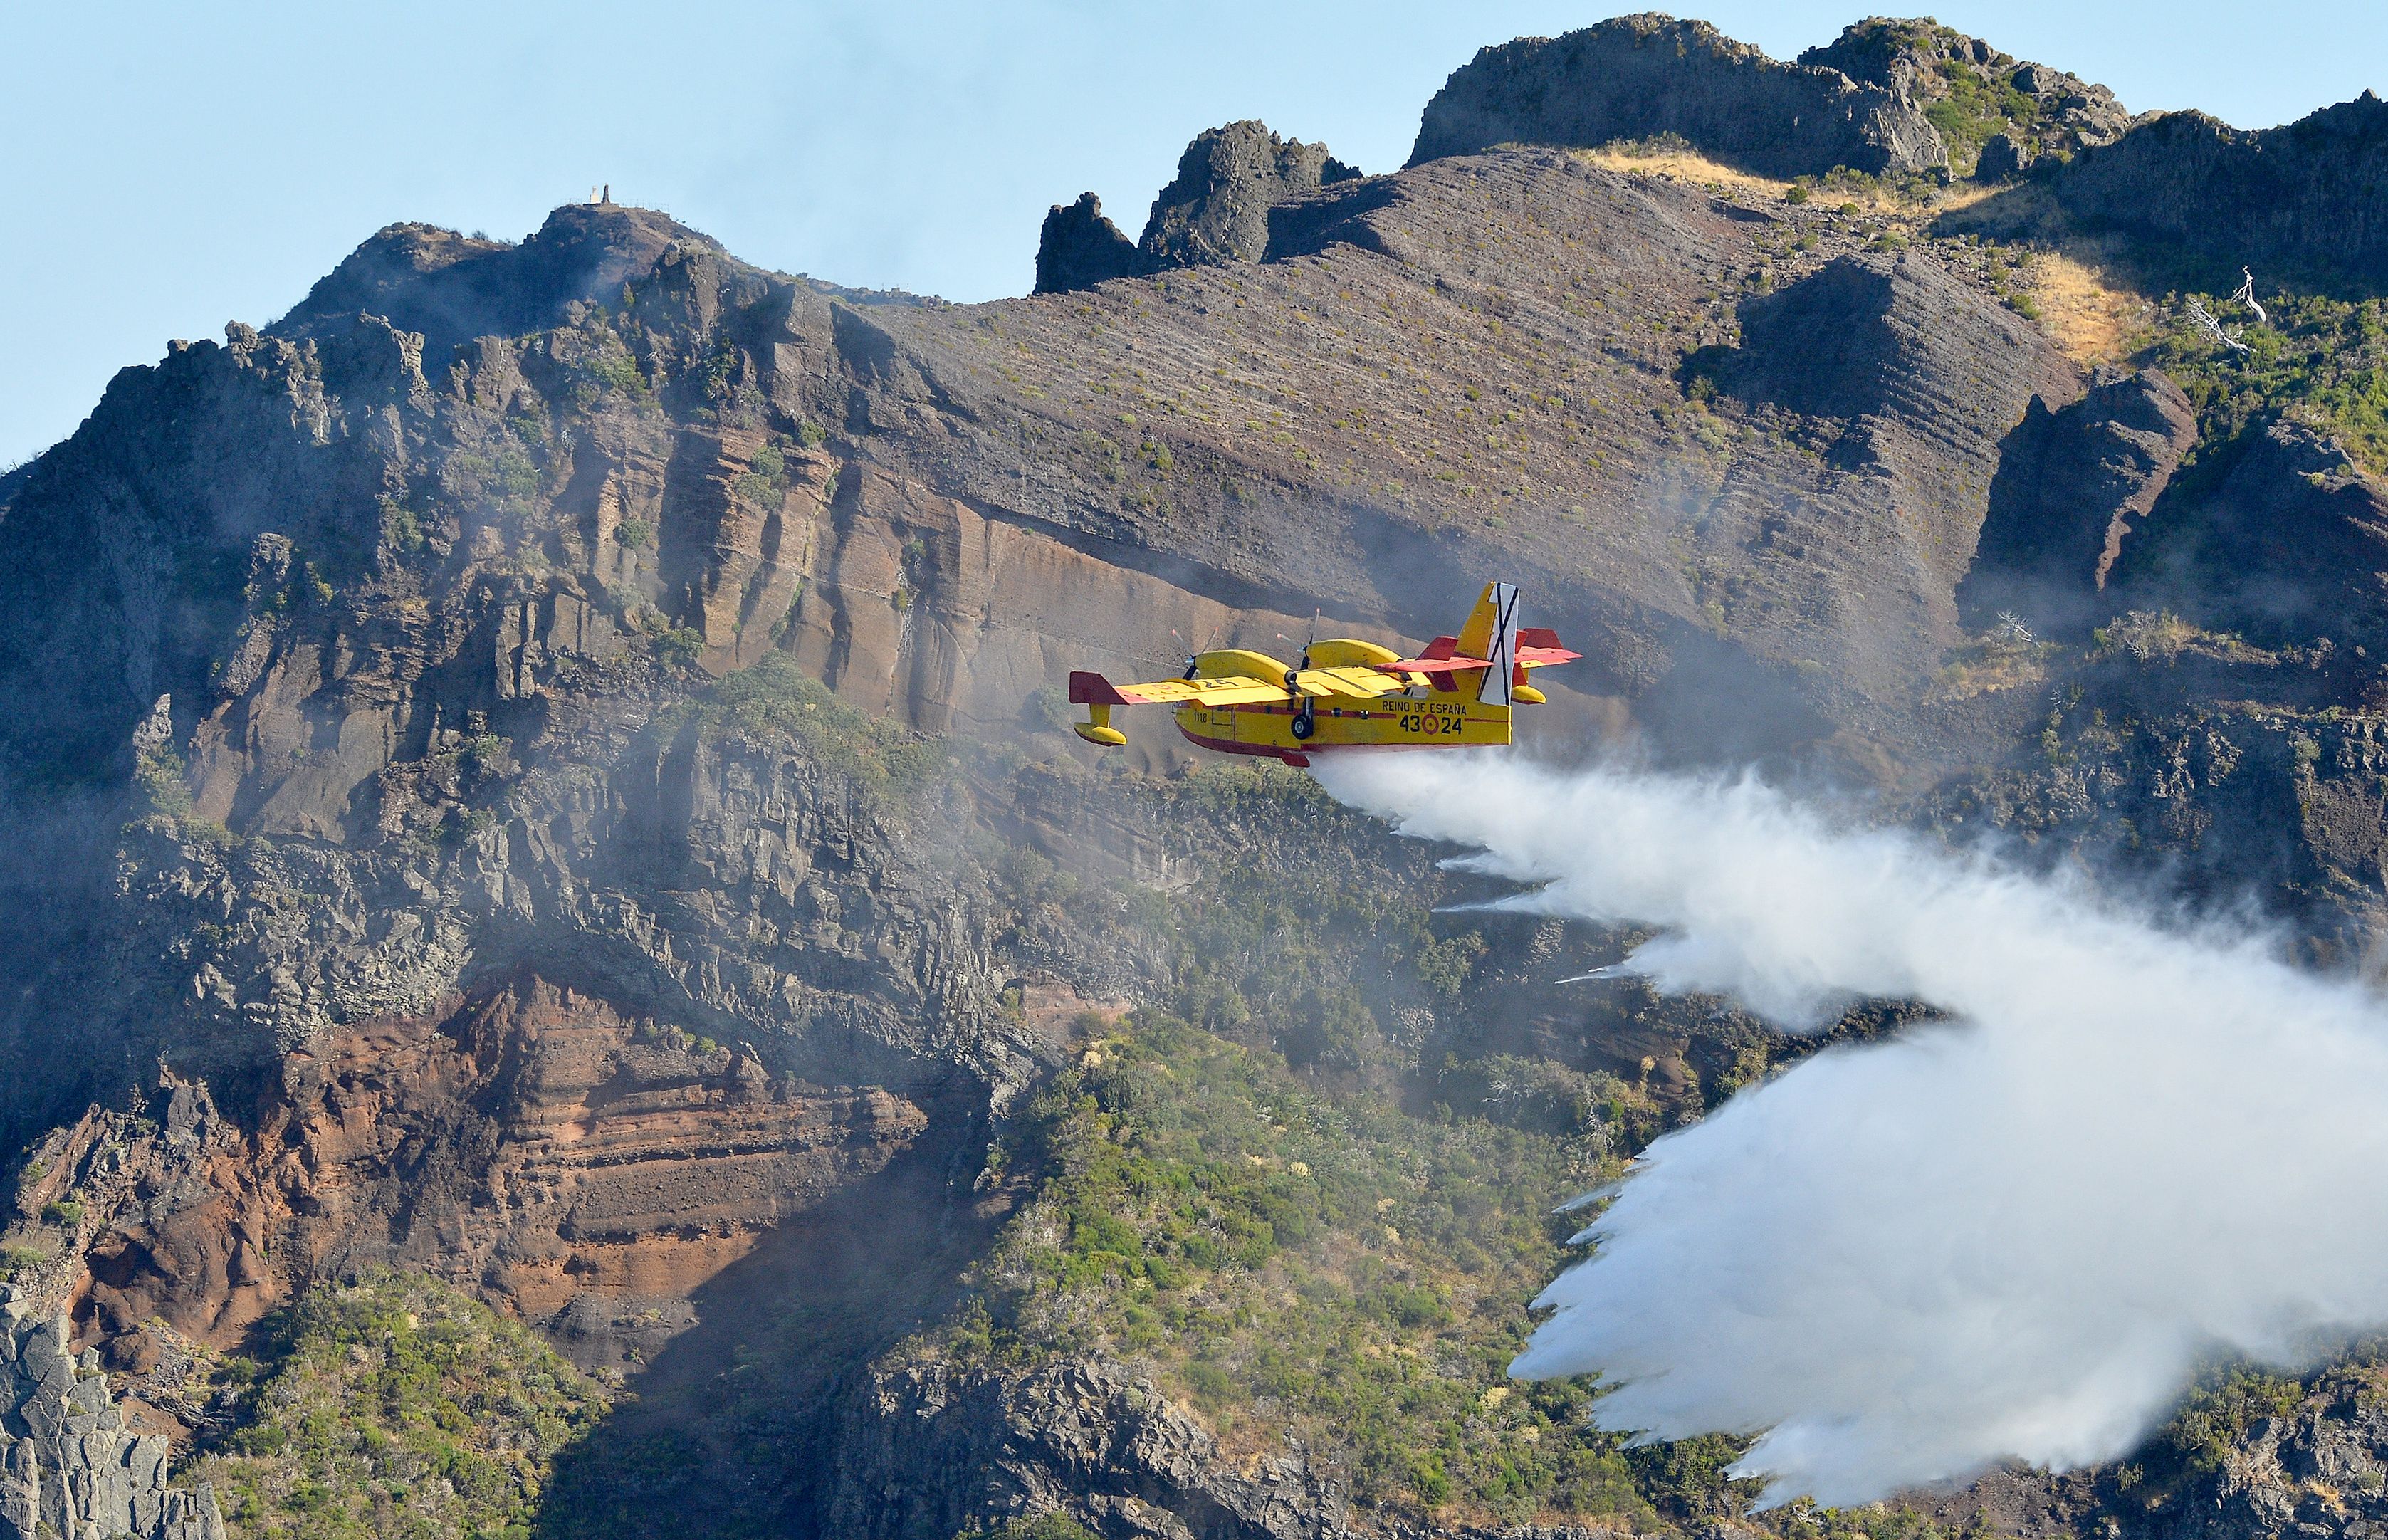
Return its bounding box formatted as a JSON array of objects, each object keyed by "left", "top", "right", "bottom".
[{"left": 273, "top": 200, "right": 723, "bottom": 362}]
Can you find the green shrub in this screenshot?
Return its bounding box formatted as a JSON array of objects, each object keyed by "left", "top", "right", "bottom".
[
  {"left": 40, "top": 1200, "right": 82, "bottom": 1228},
  {"left": 184, "top": 1272, "right": 607, "bottom": 1540},
  {"left": 963, "top": 1515, "right": 1102, "bottom": 1540},
  {"left": 2152, "top": 290, "right": 2388, "bottom": 479},
  {"left": 378, "top": 497, "right": 426, "bottom": 553},
  {"left": 612, "top": 518, "right": 652, "bottom": 549},
  {"left": 656, "top": 626, "right": 705, "bottom": 667},
  {"left": 948, "top": 1006, "right": 1633, "bottom": 1519}
]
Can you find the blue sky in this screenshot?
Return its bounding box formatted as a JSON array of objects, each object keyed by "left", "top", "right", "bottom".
[{"left": 6, "top": 1, "right": 2384, "bottom": 466}]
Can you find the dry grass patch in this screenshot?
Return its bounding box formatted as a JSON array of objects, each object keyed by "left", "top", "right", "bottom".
[
  {"left": 1929, "top": 647, "right": 2050, "bottom": 702},
  {"left": 1572, "top": 146, "right": 1791, "bottom": 202},
  {"left": 2025, "top": 247, "right": 2151, "bottom": 367}
]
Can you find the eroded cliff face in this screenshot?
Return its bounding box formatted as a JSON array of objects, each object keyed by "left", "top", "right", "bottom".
[
  {"left": 0, "top": 142, "right": 2148, "bottom": 1141},
  {"left": 50, "top": 977, "right": 926, "bottom": 1370},
  {"left": 2040, "top": 94, "right": 2388, "bottom": 290}
]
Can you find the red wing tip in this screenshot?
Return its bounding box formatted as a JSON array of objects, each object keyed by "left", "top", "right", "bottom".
[{"left": 1067, "top": 670, "right": 1128, "bottom": 706}]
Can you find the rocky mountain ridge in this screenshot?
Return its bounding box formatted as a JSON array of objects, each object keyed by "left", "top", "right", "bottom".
[{"left": 5, "top": 9, "right": 2388, "bottom": 1539}]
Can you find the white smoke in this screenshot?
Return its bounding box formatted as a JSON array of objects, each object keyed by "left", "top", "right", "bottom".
[{"left": 1313, "top": 752, "right": 2388, "bottom": 1509}]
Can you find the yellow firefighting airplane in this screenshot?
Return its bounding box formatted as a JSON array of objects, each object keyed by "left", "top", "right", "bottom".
[{"left": 1069, "top": 582, "right": 1578, "bottom": 768}]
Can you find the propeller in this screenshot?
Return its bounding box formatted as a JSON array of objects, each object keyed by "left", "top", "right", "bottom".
[
  {"left": 1278, "top": 613, "right": 1322, "bottom": 738},
  {"left": 1275, "top": 612, "right": 1320, "bottom": 672}
]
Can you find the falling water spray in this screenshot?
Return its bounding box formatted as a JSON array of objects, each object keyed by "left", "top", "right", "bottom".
[{"left": 1315, "top": 753, "right": 2388, "bottom": 1507}]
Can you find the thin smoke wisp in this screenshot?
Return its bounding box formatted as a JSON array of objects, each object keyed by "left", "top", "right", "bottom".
[{"left": 1314, "top": 752, "right": 2388, "bottom": 1507}]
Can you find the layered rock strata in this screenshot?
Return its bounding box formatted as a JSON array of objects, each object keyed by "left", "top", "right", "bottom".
[{"left": 47, "top": 978, "right": 928, "bottom": 1369}]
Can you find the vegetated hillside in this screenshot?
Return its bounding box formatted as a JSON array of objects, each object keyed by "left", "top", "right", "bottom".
[{"left": 6, "top": 9, "right": 2388, "bottom": 1540}]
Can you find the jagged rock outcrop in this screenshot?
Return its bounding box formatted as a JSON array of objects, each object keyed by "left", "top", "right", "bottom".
[
  {"left": 828, "top": 1354, "right": 1350, "bottom": 1540},
  {"left": 0, "top": 122, "right": 2130, "bottom": 1403},
  {"left": 2140, "top": 419, "right": 2388, "bottom": 646},
  {"left": 1035, "top": 193, "right": 1141, "bottom": 293},
  {"left": 0, "top": 1296, "right": 222, "bottom": 1540},
  {"left": 20, "top": 47, "right": 2388, "bottom": 1531},
  {"left": 2140, "top": 1377, "right": 2388, "bottom": 1540},
  {"left": 1035, "top": 122, "right": 1361, "bottom": 293},
  {"left": 2043, "top": 92, "right": 2388, "bottom": 289},
  {"left": 274, "top": 201, "right": 716, "bottom": 363},
  {"left": 1801, "top": 19, "right": 2128, "bottom": 167},
  {"left": 1138, "top": 120, "right": 1359, "bottom": 269},
  {"left": 1961, "top": 368, "right": 2197, "bottom": 631},
  {"left": 1976, "top": 132, "right": 2031, "bottom": 181},
  {"left": 1408, "top": 14, "right": 1947, "bottom": 176}
]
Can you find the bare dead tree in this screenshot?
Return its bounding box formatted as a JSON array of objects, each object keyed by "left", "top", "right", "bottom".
[
  {"left": 2187, "top": 297, "right": 2250, "bottom": 355},
  {"left": 2231, "top": 266, "right": 2269, "bottom": 327}
]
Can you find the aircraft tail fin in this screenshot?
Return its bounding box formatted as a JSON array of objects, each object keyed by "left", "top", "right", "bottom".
[{"left": 1454, "top": 582, "right": 1521, "bottom": 707}]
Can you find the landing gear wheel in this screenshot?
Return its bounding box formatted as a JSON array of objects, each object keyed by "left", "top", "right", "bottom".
[{"left": 1291, "top": 701, "right": 1316, "bottom": 740}]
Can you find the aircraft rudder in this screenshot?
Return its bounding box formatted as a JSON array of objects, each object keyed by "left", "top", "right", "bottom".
[{"left": 1475, "top": 582, "right": 1521, "bottom": 707}]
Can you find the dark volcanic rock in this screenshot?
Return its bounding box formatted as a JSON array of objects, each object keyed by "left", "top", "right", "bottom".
[
  {"left": 0, "top": 1296, "right": 224, "bottom": 1540},
  {"left": 1961, "top": 368, "right": 2196, "bottom": 632},
  {"left": 1408, "top": 14, "right": 1947, "bottom": 177},
  {"left": 1035, "top": 122, "right": 1361, "bottom": 289},
  {"left": 2045, "top": 92, "right": 2388, "bottom": 290},
  {"left": 1975, "top": 131, "right": 2031, "bottom": 181},
  {"left": 2157, "top": 420, "right": 2388, "bottom": 645},
  {"left": 1035, "top": 192, "right": 1141, "bottom": 293},
  {"left": 1719, "top": 253, "right": 2075, "bottom": 441},
  {"left": 1139, "top": 120, "right": 1348, "bottom": 268},
  {"left": 1802, "top": 19, "right": 2128, "bottom": 165},
  {"left": 273, "top": 201, "right": 718, "bottom": 363},
  {"left": 828, "top": 1354, "right": 1349, "bottom": 1540}
]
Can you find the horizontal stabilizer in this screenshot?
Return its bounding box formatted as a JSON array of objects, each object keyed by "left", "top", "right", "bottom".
[
  {"left": 1388, "top": 652, "right": 1493, "bottom": 675},
  {"left": 1388, "top": 645, "right": 1577, "bottom": 674}
]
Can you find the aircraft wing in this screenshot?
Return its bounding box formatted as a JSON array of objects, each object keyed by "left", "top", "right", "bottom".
[
  {"left": 1303, "top": 666, "right": 1412, "bottom": 698},
  {"left": 1072, "top": 668, "right": 1405, "bottom": 705},
  {"left": 1073, "top": 672, "right": 1292, "bottom": 706}
]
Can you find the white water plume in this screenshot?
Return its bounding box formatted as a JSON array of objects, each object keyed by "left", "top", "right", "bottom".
[{"left": 1313, "top": 752, "right": 2388, "bottom": 1509}]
